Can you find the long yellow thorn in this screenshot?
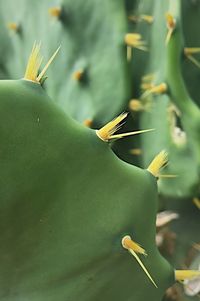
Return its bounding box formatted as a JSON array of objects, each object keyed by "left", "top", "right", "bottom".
[
  {"left": 24, "top": 43, "right": 60, "bottom": 83},
  {"left": 37, "top": 46, "right": 61, "bottom": 82},
  {"left": 159, "top": 174, "right": 178, "bottom": 178},
  {"left": 175, "top": 270, "right": 200, "bottom": 281},
  {"left": 96, "top": 113, "right": 153, "bottom": 141},
  {"left": 147, "top": 150, "right": 168, "bottom": 177},
  {"left": 122, "top": 236, "right": 157, "bottom": 288},
  {"left": 109, "top": 128, "right": 154, "bottom": 140},
  {"left": 129, "top": 249, "right": 158, "bottom": 288},
  {"left": 96, "top": 112, "right": 128, "bottom": 142},
  {"left": 24, "top": 42, "right": 43, "bottom": 82}
]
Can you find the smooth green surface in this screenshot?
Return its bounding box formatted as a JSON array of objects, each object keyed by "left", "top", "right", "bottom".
[{"left": 0, "top": 80, "right": 173, "bottom": 300}]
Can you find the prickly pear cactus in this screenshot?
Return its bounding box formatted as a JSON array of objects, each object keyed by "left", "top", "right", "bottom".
[
  {"left": 0, "top": 49, "right": 177, "bottom": 300},
  {"left": 0, "top": 1, "right": 200, "bottom": 300}
]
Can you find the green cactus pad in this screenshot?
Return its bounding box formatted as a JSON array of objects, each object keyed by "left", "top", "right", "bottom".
[{"left": 0, "top": 79, "right": 174, "bottom": 300}]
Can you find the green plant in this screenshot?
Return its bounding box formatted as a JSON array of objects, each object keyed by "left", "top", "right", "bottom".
[
  {"left": 126, "top": 1, "right": 200, "bottom": 299},
  {"left": 0, "top": 0, "right": 200, "bottom": 300},
  {"left": 0, "top": 50, "right": 177, "bottom": 300}
]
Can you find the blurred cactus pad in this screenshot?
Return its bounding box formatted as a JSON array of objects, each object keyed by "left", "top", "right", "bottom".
[
  {"left": 0, "top": 0, "right": 200, "bottom": 301},
  {"left": 0, "top": 0, "right": 131, "bottom": 125}
]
